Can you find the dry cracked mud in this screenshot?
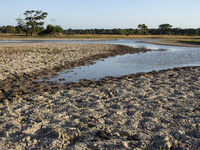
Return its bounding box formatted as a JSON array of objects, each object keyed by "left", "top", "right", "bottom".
[{"left": 0, "top": 42, "right": 200, "bottom": 149}]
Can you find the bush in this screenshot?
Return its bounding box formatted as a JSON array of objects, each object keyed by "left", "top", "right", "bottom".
[
  {"left": 45, "top": 24, "right": 63, "bottom": 34},
  {"left": 39, "top": 24, "right": 63, "bottom": 36}
]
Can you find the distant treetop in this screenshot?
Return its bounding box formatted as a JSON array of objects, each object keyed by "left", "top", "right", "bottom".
[{"left": 16, "top": 10, "right": 48, "bottom": 36}]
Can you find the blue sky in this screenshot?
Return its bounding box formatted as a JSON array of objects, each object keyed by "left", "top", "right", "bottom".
[{"left": 1, "top": 0, "right": 199, "bottom": 29}]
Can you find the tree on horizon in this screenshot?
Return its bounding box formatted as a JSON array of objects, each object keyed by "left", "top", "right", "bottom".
[
  {"left": 159, "top": 23, "right": 172, "bottom": 35},
  {"left": 138, "top": 24, "right": 148, "bottom": 35},
  {"left": 16, "top": 10, "right": 48, "bottom": 36}
]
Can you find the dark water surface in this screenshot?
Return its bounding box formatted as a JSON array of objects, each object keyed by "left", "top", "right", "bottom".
[{"left": 1, "top": 39, "right": 200, "bottom": 83}]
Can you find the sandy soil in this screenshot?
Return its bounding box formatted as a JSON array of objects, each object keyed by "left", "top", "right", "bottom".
[{"left": 0, "top": 41, "right": 200, "bottom": 149}]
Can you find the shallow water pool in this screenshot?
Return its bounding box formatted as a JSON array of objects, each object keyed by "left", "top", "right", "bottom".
[{"left": 33, "top": 39, "right": 200, "bottom": 83}]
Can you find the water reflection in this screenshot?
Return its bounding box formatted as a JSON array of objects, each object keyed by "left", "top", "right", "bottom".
[{"left": 39, "top": 42, "right": 200, "bottom": 83}]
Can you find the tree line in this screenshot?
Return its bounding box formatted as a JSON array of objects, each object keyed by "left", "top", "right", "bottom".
[
  {"left": 0, "top": 10, "right": 200, "bottom": 36},
  {"left": 63, "top": 26, "right": 200, "bottom": 36},
  {"left": 2, "top": 24, "right": 200, "bottom": 36}
]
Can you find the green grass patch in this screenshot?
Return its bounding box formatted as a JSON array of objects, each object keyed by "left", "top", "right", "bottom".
[
  {"left": 52, "top": 47, "right": 61, "bottom": 53},
  {"left": 25, "top": 49, "right": 35, "bottom": 52},
  {"left": 177, "top": 39, "right": 200, "bottom": 45},
  {"left": 165, "top": 38, "right": 200, "bottom": 45}
]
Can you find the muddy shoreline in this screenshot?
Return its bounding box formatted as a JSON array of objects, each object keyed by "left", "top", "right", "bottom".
[
  {"left": 0, "top": 44, "right": 150, "bottom": 101},
  {"left": 1, "top": 41, "right": 200, "bottom": 149}
]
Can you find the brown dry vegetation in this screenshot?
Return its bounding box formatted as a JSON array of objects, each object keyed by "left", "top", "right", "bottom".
[{"left": 1, "top": 33, "right": 200, "bottom": 47}]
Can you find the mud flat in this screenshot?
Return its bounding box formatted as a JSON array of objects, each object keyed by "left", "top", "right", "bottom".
[
  {"left": 0, "top": 37, "right": 117, "bottom": 41},
  {"left": 138, "top": 40, "right": 200, "bottom": 48},
  {"left": 0, "top": 43, "right": 149, "bottom": 81},
  {"left": 0, "top": 43, "right": 200, "bottom": 149}
]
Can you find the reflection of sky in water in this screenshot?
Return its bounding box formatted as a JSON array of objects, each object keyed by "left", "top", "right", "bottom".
[
  {"left": 36, "top": 39, "right": 200, "bottom": 83},
  {"left": 4, "top": 39, "right": 200, "bottom": 83}
]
